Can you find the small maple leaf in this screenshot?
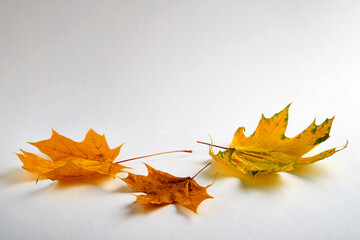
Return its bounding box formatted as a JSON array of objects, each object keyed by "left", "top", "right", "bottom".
[
  {"left": 122, "top": 163, "right": 214, "bottom": 213},
  {"left": 17, "top": 129, "right": 127, "bottom": 181},
  {"left": 204, "top": 104, "right": 347, "bottom": 175}
]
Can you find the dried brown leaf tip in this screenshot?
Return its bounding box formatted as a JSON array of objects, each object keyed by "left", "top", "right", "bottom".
[
  {"left": 122, "top": 163, "right": 214, "bottom": 213},
  {"left": 17, "top": 129, "right": 127, "bottom": 181}
]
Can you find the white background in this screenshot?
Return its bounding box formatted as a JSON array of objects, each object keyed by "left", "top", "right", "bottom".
[{"left": 0, "top": 1, "right": 359, "bottom": 239}]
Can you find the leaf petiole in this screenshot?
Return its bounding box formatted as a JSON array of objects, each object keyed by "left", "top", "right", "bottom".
[
  {"left": 115, "top": 150, "right": 192, "bottom": 164},
  {"left": 196, "top": 141, "right": 229, "bottom": 150},
  {"left": 192, "top": 162, "right": 211, "bottom": 179}
]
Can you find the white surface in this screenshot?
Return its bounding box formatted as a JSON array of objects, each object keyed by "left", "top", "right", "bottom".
[{"left": 0, "top": 1, "right": 359, "bottom": 239}]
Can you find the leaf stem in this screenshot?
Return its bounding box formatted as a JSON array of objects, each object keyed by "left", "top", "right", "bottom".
[
  {"left": 196, "top": 141, "right": 229, "bottom": 150},
  {"left": 192, "top": 162, "right": 211, "bottom": 179},
  {"left": 115, "top": 150, "right": 192, "bottom": 164}
]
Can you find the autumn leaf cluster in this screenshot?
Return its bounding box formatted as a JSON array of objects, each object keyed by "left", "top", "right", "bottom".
[
  {"left": 16, "top": 104, "right": 347, "bottom": 213},
  {"left": 17, "top": 129, "right": 212, "bottom": 213}
]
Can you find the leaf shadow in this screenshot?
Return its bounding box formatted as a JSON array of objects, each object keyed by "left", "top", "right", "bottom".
[
  {"left": 2, "top": 168, "right": 116, "bottom": 198},
  {"left": 0, "top": 168, "right": 40, "bottom": 185},
  {"left": 125, "top": 202, "right": 168, "bottom": 216},
  {"left": 54, "top": 174, "right": 112, "bottom": 189},
  {"left": 288, "top": 164, "right": 330, "bottom": 179},
  {"left": 1, "top": 168, "right": 114, "bottom": 188},
  {"left": 115, "top": 185, "right": 136, "bottom": 194},
  {"left": 175, "top": 205, "right": 200, "bottom": 219},
  {"left": 20, "top": 181, "right": 56, "bottom": 197},
  {"left": 202, "top": 160, "right": 283, "bottom": 190},
  {"left": 124, "top": 201, "right": 198, "bottom": 218},
  {"left": 20, "top": 175, "right": 111, "bottom": 198}
]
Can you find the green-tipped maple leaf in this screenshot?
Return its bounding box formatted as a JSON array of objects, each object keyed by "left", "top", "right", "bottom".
[
  {"left": 17, "top": 129, "right": 127, "bottom": 181},
  {"left": 122, "top": 163, "right": 214, "bottom": 213},
  {"left": 208, "top": 104, "right": 347, "bottom": 175}
]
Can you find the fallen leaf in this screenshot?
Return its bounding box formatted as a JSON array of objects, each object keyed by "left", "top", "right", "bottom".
[
  {"left": 122, "top": 163, "right": 214, "bottom": 213},
  {"left": 208, "top": 104, "right": 347, "bottom": 175},
  {"left": 17, "top": 129, "right": 127, "bottom": 181}
]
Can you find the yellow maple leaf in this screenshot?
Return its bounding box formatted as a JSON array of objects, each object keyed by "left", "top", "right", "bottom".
[
  {"left": 122, "top": 163, "right": 214, "bottom": 213},
  {"left": 206, "top": 104, "right": 347, "bottom": 175},
  {"left": 17, "top": 129, "right": 127, "bottom": 181}
]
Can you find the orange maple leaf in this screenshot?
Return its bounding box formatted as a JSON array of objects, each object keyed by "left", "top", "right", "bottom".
[
  {"left": 122, "top": 163, "right": 214, "bottom": 213},
  {"left": 17, "top": 129, "right": 127, "bottom": 181}
]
